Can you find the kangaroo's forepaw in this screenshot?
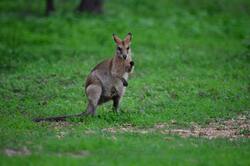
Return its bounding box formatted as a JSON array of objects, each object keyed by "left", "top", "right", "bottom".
[
  {"left": 123, "top": 80, "right": 128, "bottom": 87},
  {"left": 121, "top": 77, "right": 128, "bottom": 87},
  {"left": 130, "top": 61, "right": 134, "bottom": 66}
]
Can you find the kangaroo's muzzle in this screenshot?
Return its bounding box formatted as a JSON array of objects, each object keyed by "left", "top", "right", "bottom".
[{"left": 122, "top": 54, "right": 127, "bottom": 59}]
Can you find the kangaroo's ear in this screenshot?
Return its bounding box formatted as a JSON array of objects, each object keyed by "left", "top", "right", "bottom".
[
  {"left": 124, "top": 32, "right": 132, "bottom": 45},
  {"left": 113, "top": 34, "right": 122, "bottom": 45}
]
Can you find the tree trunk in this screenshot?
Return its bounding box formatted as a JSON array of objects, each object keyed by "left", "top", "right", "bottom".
[
  {"left": 77, "top": 0, "right": 103, "bottom": 13},
  {"left": 46, "top": 0, "right": 55, "bottom": 16}
]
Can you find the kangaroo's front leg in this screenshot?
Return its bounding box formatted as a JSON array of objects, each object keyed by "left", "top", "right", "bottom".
[
  {"left": 113, "top": 95, "right": 121, "bottom": 113},
  {"left": 112, "top": 84, "right": 126, "bottom": 113}
]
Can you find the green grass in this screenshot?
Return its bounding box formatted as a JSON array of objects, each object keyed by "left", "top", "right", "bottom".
[{"left": 0, "top": 0, "right": 250, "bottom": 165}]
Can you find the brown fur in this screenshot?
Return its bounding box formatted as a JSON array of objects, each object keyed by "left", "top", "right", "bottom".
[{"left": 85, "top": 32, "right": 133, "bottom": 115}]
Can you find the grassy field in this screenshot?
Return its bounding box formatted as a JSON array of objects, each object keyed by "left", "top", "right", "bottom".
[{"left": 0, "top": 0, "right": 250, "bottom": 165}]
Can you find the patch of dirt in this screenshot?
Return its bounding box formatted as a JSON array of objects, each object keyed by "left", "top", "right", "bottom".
[
  {"left": 51, "top": 121, "right": 73, "bottom": 129},
  {"left": 41, "top": 121, "right": 76, "bottom": 139},
  {"left": 4, "top": 147, "right": 31, "bottom": 157},
  {"left": 49, "top": 122, "right": 74, "bottom": 139},
  {"left": 102, "top": 115, "right": 250, "bottom": 139},
  {"left": 84, "top": 130, "right": 96, "bottom": 135},
  {"left": 3, "top": 147, "right": 89, "bottom": 158},
  {"left": 55, "top": 150, "right": 89, "bottom": 158},
  {"left": 167, "top": 115, "right": 250, "bottom": 139}
]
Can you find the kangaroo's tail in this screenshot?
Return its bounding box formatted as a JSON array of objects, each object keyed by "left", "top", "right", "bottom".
[{"left": 33, "top": 112, "right": 87, "bottom": 122}]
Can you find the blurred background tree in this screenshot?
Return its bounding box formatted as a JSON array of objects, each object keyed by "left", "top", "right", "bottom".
[
  {"left": 46, "top": 0, "right": 103, "bottom": 15},
  {"left": 45, "top": 0, "right": 55, "bottom": 15}
]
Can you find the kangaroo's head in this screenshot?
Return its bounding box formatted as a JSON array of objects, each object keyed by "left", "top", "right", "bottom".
[{"left": 113, "top": 32, "right": 132, "bottom": 60}]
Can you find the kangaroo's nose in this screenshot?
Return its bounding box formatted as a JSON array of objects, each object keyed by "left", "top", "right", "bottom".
[{"left": 123, "top": 54, "right": 127, "bottom": 59}]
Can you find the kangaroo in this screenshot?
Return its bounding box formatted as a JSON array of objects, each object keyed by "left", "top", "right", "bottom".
[{"left": 33, "top": 33, "right": 134, "bottom": 122}]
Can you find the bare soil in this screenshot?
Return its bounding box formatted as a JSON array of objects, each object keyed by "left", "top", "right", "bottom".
[
  {"left": 102, "top": 115, "right": 250, "bottom": 139},
  {"left": 4, "top": 147, "right": 31, "bottom": 157}
]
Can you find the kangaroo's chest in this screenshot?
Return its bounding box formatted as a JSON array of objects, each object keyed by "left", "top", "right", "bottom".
[
  {"left": 102, "top": 76, "right": 126, "bottom": 98},
  {"left": 94, "top": 57, "right": 131, "bottom": 99}
]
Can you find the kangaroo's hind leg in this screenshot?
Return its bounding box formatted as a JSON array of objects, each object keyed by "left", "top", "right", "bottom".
[{"left": 85, "top": 84, "right": 102, "bottom": 116}]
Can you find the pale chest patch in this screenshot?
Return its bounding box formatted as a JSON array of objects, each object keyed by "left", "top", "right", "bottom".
[{"left": 123, "top": 72, "right": 129, "bottom": 80}]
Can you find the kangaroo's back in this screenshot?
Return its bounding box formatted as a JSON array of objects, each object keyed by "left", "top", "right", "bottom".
[{"left": 85, "top": 58, "right": 112, "bottom": 90}]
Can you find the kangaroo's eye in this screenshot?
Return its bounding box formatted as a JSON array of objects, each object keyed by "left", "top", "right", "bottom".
[
  {"left": 127, "top": 46, "right": 130, "bottom": 50},
  {"left": 117, "top": 47, "right": 122, "bottom": 52}
]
